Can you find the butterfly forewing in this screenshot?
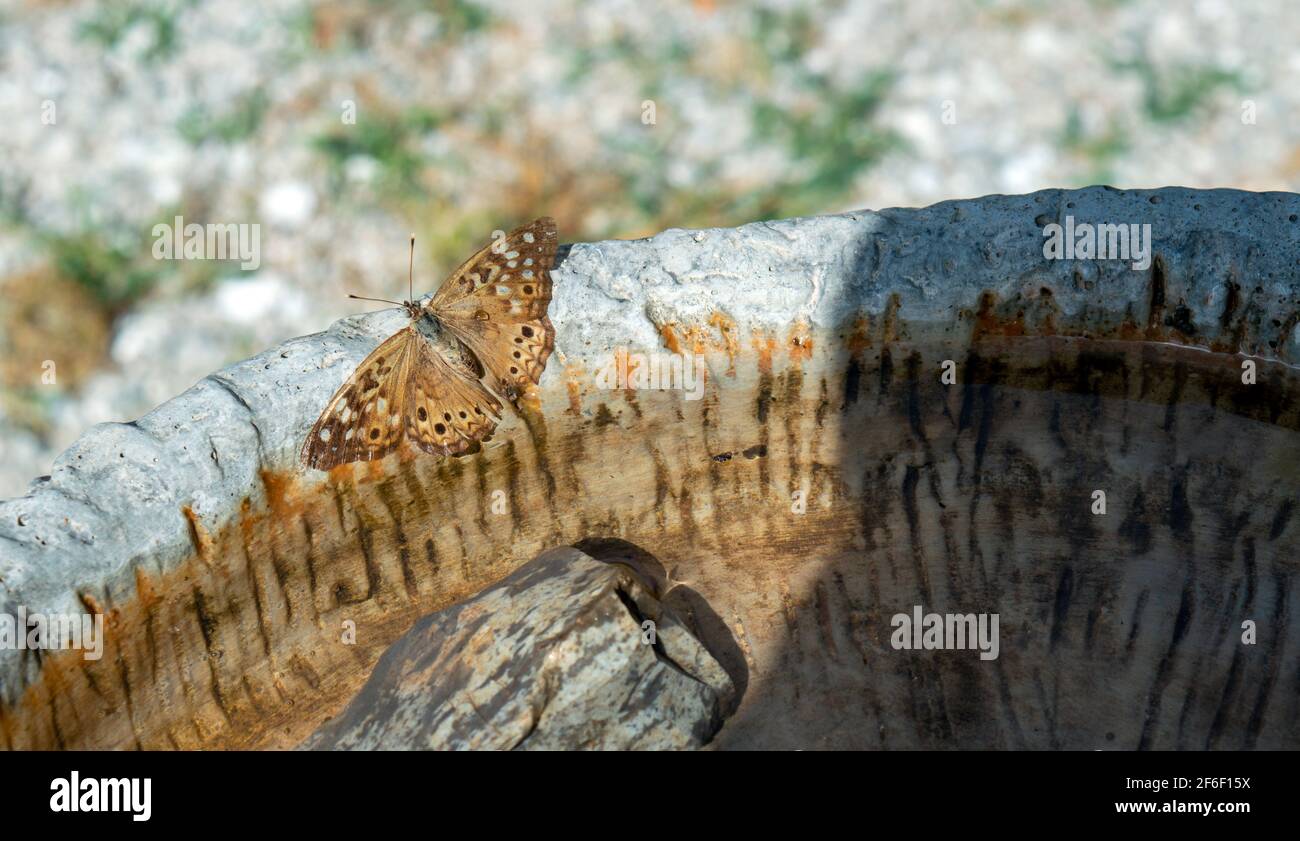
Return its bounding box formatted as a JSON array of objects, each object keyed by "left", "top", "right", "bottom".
[
  {"left": 428, "top": 217, "right": 557, "bottom": 315},
  {"left": 301, "top": 328, "right": 417, "bottom": 470},
  {"left": 428, "top": 217, "right": 558, "bottom": 395}
]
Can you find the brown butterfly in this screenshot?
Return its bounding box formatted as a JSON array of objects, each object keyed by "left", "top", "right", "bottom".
[{"left": 301, "top": 218, "right": 557, "bottom": 470}]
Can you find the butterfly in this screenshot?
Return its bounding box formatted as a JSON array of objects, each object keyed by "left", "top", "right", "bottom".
[{"left": 301, "top": 217, "right": 557, "bottom": 470}]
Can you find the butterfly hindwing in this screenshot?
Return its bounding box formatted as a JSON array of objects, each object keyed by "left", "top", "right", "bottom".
[
  {"left": 405, "top": 336, "right": 503, "bottom": 456},
  {"left": 428, "top": 218, "right": 557, "bottom": 394},
  {"left": 301, "top": 328, "right": 416, "bottom": 470},
  {"left": 446, "top": 316, "right": 554, "bottom": 398}
]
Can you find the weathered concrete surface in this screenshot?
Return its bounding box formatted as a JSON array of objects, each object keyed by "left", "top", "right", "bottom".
[
  {"left": 302, "top": 546, "right": 733, "bottom": 750},
  {"left": 0, "top": 186, "right": 1298, "bottom": 750}
]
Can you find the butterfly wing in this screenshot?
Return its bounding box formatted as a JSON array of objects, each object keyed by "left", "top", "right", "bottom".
[
  {"left": 405, "top": 334, "right": 504, "bottom": 456},
  {"left": 426, "top": 217, "right": 557, "bottom": 396},
  {"left": 301, "top": 327, "right": 418, "bottom": 470}
]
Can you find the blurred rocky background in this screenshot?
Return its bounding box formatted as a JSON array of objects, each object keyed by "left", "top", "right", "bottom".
[{"left": 1, "top": 0, "right": 1296, "bottom": 498}]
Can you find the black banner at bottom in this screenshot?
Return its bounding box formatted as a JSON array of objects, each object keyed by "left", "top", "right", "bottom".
[{"left": 0, "top": 749, "right": 1284, "bottom": 829}]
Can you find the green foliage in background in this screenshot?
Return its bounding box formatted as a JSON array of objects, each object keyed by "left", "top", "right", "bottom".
[
  {"left": 41, "top": 228, "right": 163, "bottom": 313},
  {"left": 1110, "top": 54, "right": 1246, "bottom": 124},
  {"left": 78, "top": 0, "right": 187, "bottom": 63},
  {"left": 178, "top": 90, "right": 269, "bottom": 145},
  {"left": 314, "top": 107, "right": 446, "bottom": 197}
]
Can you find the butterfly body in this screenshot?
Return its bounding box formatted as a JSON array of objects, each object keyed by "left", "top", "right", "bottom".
[
  {"left": 301, "top": 218, "right": 558, "bottom": 470},
  {"left": 411, "top": 307, "right": 484, "bottom": 379}
]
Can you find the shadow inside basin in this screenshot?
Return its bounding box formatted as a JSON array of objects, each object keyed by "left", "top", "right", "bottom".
[{"left": 707, "top": 334, "right": 1299, "bottom": 749}]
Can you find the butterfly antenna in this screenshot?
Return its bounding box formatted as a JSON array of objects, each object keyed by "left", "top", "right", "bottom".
[
  {"left": 347, "top": 294, "right": 405, "bottom": 306},
  {"left": 408, "top": 234, "right": 415, "bottom": 303}
]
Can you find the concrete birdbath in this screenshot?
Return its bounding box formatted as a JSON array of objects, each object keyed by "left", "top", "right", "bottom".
[{"left": 1, "top": 186, "right": 1297, "bottom": 749}]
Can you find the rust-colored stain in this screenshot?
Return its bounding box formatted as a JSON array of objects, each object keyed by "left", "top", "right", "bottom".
[
  {"left": 688, "top": 325, "right": 711, "bottom": 355},
  {"left": 517, "top": 381, "right": 545, "bottom": 414},
  {"left": 709, "top": 311, "right": 740, "bottom": 375},
  {"left": 660, "top": 323, "right": 683, "bottom": 355},
  {"left": 881, "top": 293, "right": 902, "bottom": 343},
  {"left": 326, "top": 463, "right": 355, "bottom": 487},
  {"left": 847, "top": 315, "right": 873, "bottom": 353},
  {"left": 663, "top": 315, "right": 742, "bottom": 368},
  {"left": 972, "top": 291, "right": 1027, "bottom": 338},
  {"left": 788, "top": 321, "right": 814, "bottom": 364},
  {"left": 614, "top": 348, "right": 648, "bottom": 414},
  {"left": 133, "top": 565, "right": 159, "bottom": 609},
  {"left": 364, "top": 458, "right": 388, "bottom": 482},
  {"left": 670, "top": 323, "right": 712, "bottom": 356},
  {"left": 751, "top": 330, "right": 778, "bottom": 375},
  {"left": 259, "top": 468, "right": 305, "bottom": 520},
  {"left": 181, "top": 504, "right": 214, "bottom": 562},
  {"left": 564, "top": 367, "right": 583, "bottom": 416},
  {"left": 78, "top": 591, "right": 104, "bottom": 617}
]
